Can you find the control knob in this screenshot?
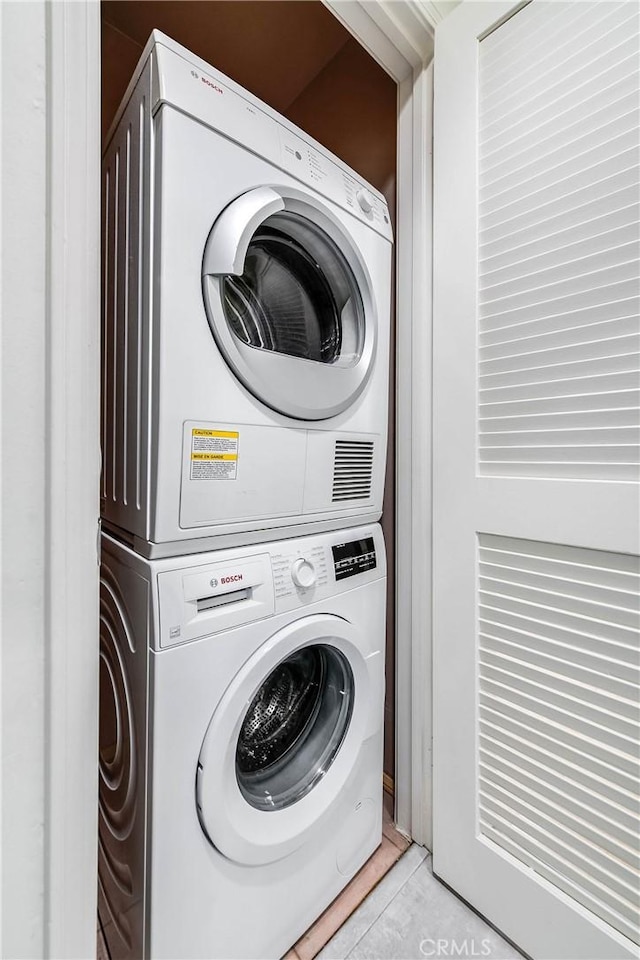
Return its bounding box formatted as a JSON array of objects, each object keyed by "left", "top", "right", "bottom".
[
  {"left": 291, "top": 558, "right": 316, "bottom": 589},
  {"left": 356, "top": 188, "right": 374, "bottom": 214}
]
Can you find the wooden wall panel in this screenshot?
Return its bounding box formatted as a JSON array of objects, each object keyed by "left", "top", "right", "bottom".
[
  {"left": 102, "top": 22, "right": 142, "bottom": 141},
  {"left": 102, "top": 1, "right": 349, "bottom": 137},
  {"left": 286, "top": 38, "right": 396, "bottom": 199}
]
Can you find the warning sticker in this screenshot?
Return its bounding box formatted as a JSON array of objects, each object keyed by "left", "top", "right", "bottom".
[{"left": 190, "top": 429, "right": 239, "bottom": 480}]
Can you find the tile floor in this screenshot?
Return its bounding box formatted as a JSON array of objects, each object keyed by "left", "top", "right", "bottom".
[
  {"left": 316, "top": 846, "right": 525, "bottom": 960},
  {"left": 96, "top": 793, "right": 525, "bottom": 960},
  {"left": 285, "top": 792, "right": 411, "bottom": 960}
]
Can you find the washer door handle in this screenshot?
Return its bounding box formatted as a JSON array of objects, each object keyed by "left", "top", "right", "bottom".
[{"left": 202, "top": 186, "right": 285, "bottom": 276}]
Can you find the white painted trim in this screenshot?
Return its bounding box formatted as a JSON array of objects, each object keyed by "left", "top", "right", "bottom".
[
  {"left": 1, "top": 2, "right": 100, "bottom": 957},
  {"left": 323, "top": 0, "right": 416, "bottom": 79},
  {"left": 418, "top": 0, "right": 463, "bottom": 28},
  {"left": 409, "top": 62, "right": 433, "bottom": 849},
  {"left": 323, "top": 0, "right": 434, "bottom": 847},
  {"left": 393, "top": 71, "right": 415, "bottom": 840},
  {"left": 44, "top": 2, "right": 101, "bottom": 956},
  {"left": 359, "top": 2, "right": 434, "bottom": 69},
  {"left": 324, "top": 0, "right": 434, "bottom": 73},
  {"left": 1, "top": 3, "right": 49, "bottom": 954},
  {"left": 393, "top": 64, "right": 433, "bottom": 848}
]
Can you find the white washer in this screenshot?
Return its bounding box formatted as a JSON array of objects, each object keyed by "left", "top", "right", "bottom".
[
  {"left": 98, "top": 524, "right": 386, "bottom": 959},
  {"left": 102, "top": 31, "right": 393, "bottom": 557}
]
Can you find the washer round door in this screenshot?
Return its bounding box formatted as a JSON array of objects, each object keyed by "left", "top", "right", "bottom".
[
  {"left": 196, "top": 615, "right": 375, "bottom": 865},
  {"left": 202, "top": 186, "right": 377, "bottom": 420}
]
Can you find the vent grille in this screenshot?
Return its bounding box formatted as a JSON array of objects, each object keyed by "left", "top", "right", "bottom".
[
  {"left": 478, "top": 1, "right": 640, "bottom": 481},
  {"left": 332, "top": 440, "right": 374, "bottom": 502},
  {"left": 478, "top": 533, "right": 640, "bottom": 945},
  {"left": 101, "top": 64, "right": 151, "bottom": 536}
]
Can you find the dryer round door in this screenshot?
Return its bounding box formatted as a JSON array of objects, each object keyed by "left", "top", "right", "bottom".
[
  {"left": 196, "top": 615, "right": 376, "bottom": 866},
  {"left": 201, "top": 186, "right": 377, "bottom": 420}
]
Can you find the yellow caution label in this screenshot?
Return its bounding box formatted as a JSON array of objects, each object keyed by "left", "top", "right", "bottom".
[
  {"left": 190, "top": 428, "right": 239, "bottom": 480},
  {"left": 192, "top": 429, "right": 239, "bottom": 438},
  {"left": 191, "top": 452, "right": 237, "bottom": 461}
]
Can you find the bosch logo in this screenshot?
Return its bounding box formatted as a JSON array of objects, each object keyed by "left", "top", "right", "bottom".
[
  {"left": 221, "top": 574, "right": 243, "bottom": 585},
  {"left": 209, "top": 578, "right": 218, "bottom": 588},
  {"left": 201, "top": 76, "right": 224, "bottom": 95}
]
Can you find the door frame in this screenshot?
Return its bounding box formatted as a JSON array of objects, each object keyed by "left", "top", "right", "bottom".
[
  {"left": 1, "top": 2, "right": 101, "bottom": 957},
  {"left": 323, "top": 0, "right": 436, "bottom": 848},
  {"left": 0, "top": 1, "right": 436, "bottom": 956}
]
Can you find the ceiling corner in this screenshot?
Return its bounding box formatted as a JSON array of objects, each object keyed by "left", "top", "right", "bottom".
[
  {"left": 365, "top": 0, "right": 435, "bottom": 69},
  {"left": 322, "top": 0, "right": 457, "bottom": 80},
  {"left": 414, "top": 1, "right": 463, "bottom": 28}
]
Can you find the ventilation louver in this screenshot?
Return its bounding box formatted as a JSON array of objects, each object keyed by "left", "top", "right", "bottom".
[
  {"left": 332, "top": 440, "right": 374, "bottom": 502},
  {"left": 477, "top": 0, "right": 640, "bottom": 482},
  {"left": 477, "top": 533, "right": 640, "bottom": 945}
]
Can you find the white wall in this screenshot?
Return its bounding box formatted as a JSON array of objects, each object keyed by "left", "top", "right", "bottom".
[
  {"left": 0, "top": 2, "right": 101, "bottom": 956},
  {"left": 1, "top": 2, "right": 48, "bottom": 953}
]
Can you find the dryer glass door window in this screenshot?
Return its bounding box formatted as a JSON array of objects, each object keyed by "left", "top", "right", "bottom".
[
  {"left": 236, "top": 643, "right": 354, "bottom": 812},
  {"left": 223, "top": 214, "right": 363, "bottom": 367},
  {"left": 202, "top": 188, "right": 379, "bottom": 421}
]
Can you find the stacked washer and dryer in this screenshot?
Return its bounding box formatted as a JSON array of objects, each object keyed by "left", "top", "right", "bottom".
[{"left": 99, "top": 31, "right": 393, "bottom": 960}]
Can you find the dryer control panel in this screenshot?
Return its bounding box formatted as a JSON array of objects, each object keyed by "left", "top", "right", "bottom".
[{"left": 141, "top": 33, "right": 393, "bottom": 242}]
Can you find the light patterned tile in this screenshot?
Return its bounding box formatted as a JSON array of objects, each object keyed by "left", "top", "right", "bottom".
[
  {"left": 318, "top": 845, "right": 428, "bottom": 960},
  {"left": 346, "top": 858, "right": 524, "bottom": 960},
  {"left": 294, "top": 838, "right": 404, "bottom": 960}
]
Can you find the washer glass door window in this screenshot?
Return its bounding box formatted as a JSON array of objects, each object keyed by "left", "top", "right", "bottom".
[
  {"left": 236, "top": 643, "right": 354, "bottom": 811},
  {"left": 196, "top": 614, "right": 376, "bottom": 866}
]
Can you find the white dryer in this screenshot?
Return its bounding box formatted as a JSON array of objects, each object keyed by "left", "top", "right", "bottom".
[
  {"left": 102, "top": 31, "right": 393, "bottom": 557},
  {"left": 98, "top": 524, "right": 386, "bottom": 959}
]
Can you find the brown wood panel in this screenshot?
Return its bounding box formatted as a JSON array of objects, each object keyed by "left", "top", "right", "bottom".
[
  {"left": 102, "top": 0, "right": 349, "bottom": 137},
  {"left": 102, "top": 21, "right": 143, "bottom": 143},
  {"left": 285, "top": 38, "right": 396, "bottom": 198}
]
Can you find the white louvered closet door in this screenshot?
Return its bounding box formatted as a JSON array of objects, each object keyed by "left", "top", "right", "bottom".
[{"left": 432, "top": 3, "right": 639, "bottom": 958}]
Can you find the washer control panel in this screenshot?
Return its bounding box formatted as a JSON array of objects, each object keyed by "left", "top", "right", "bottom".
[
  {"left": 149, "top": 525, "right": 384, "bottom": 643},
  {"left": 332, "top": 536, "right": 377, "bottom": 581},
  {"left": 291, "top": 558, "right": 317, "bottom": 589},
  {"left": 271, "top": 543, "right": 329, "bottom": 601},
  {"left": 269, "top": 531, "right": 379, "bottom": 611}
]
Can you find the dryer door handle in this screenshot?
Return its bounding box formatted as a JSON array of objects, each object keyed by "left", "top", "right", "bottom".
[{"left": 202, "top": 187, "right": 285, "bottom": 276}]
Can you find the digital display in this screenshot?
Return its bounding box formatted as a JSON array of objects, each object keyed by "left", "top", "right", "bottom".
[{"left": 332, "top": 537, "right": 376, "bottom": 581}]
